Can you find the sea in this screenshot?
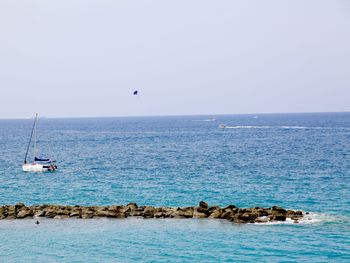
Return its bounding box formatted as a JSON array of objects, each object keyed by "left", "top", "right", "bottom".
[{"left": 0, "top": 112, "right": 349, "bottom": 262}]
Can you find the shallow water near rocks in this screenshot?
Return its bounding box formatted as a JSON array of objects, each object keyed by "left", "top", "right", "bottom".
[
  {"left": 0, "top": 217, "right": 349, "bottom": 262},
  {"left": 0, "top": 113, "right": 350, "bottom": 261}
]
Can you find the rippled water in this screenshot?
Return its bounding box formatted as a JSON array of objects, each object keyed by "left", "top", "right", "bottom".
[{"left": 0, "top": 113, "right": 350, "bottom": 262}]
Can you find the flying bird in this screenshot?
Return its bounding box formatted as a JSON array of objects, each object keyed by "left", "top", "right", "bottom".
[{"left": 133, "top": 90, "right": 138, "bottom": 95}]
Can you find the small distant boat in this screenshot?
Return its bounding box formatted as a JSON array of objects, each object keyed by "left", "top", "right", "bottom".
[
  {"left": 218, "top": 124, "right": 226, "bottom": 129},
  {"left": 22, "top": 113, "right": 57, "bottom": 172}
]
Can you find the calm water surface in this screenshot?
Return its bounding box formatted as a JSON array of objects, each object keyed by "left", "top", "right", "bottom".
[{"left": 0, "top": 113, "right": 349, "bottom": 262}]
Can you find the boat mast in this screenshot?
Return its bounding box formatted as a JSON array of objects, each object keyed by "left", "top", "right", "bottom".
[{"left": 24, "top": 113, "right": 38, "bottom": 164}]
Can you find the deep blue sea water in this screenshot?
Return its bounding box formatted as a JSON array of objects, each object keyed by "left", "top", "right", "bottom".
[{"left": 0, "top": 113, "right": 349, "bottom": 262}]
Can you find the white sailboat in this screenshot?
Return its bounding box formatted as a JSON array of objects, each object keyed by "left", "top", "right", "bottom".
[{"left": 22, "top": 113, "right": 57, "bottom": 172}]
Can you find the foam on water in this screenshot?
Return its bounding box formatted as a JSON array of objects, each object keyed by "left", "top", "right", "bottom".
[
  {"left": 222, "top": 125, "right": 272, "bottom": 129},
  {"left": 234, "top": 209, "right": 350, "bottom": 226},
  {"left": 192, "top": 119, "right": 217, "bottom": 122},
  {"left": 221, "top": 125, "right": 350, "bottom": 130}
]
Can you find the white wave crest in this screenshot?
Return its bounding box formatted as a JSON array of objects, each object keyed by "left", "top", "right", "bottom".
[
  {"left": 222, "top": 125, "right": 271, "bottom": 129},
  {"left": 253, "top": 212, "right": 342, "bottom": 225},
  {"left": 279, "top": 126, "right": 308, "bottom": 129},
  {"left": 219, "top": 125, "right": 350, "bottom": 130},
  {"left": 193, "top": 119, "right": 217, "bottom": 122}
]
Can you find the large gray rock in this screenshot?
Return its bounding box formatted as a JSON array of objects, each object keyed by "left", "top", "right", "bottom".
[
  {"left": 272, "top": 213, "right": 287, "bottom": 221},
  {"left": 113, "top": 206, "right": 130, "bottom": 218},
  {"left": 237, "top": 212, "right": 259, "bottom": 223},
  {"left": 272, "top": 206, "right": 287, "bottom": 214},
  {"left": 16, "top": 208, "right": 33, "bottom": 219},
  {"left": 130, "top": 207, "right": 144, "bottom": 217},
  {"left": 6, "top": 206, "right": 16, "bottom": 219},
  {"left": 0, "top": 206, "right": 5, "bottom": 219},
  {"left": 143, "top": 206, "right": 156, "bottom": 218},
  {"left": 208, "top": 207, "right": 222, "bottom": 219},
  {"left": 44, "top": 207, "right": 58, "bottom": 218},
  {"left": 193, "top": 208, "right": 207, "bottom": 218},
  {"left": 15, "top": 203, "right": 25, "bottom": 209},
  {"left": 199, "top": 201, "right": 209, "bottom": 209},
  {"left": 162, "top": 208, "right": 179, "bottom": 218},
  {"left": 69, "top": 212, "right": 80, "bottom": 217},
  {"left": 178, "top": 207, "right": 194, "bottom": 218},
  {"left": 223, "top": 205, "right": 237, "bottom": 210},
  {"left": 126, "top": 203, "right": 138, "bottom": 210}
]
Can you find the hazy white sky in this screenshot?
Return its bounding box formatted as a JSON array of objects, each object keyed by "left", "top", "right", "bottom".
[{"left": 1, "top": 0, "right": 349, "bottom": 118}]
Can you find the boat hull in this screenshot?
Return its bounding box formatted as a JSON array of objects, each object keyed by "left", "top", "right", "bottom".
[{"left": 22, "top": 164, "right": 53, "bottom": 172}]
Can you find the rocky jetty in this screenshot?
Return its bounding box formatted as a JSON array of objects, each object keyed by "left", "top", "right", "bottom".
[{"left": 0, "top": 202, "right": 304, "bottom": 223}]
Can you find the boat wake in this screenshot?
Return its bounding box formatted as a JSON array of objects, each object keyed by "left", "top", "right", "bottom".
[
  {"left": 193, "top": 119, "right": 217, "bottom": 122},
  {"left": 222, "top": 125, "right": 271, "bottom": 129},
  {"left": 219, "top": 125, "right": 350, "bottom": 130}
]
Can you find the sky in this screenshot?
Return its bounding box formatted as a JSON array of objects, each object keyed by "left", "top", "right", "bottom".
[{"left": 0, "top": 0, "right": 349, "bottom": 118}]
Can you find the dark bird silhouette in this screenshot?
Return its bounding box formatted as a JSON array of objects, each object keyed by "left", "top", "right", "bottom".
[{"left": 133, "top": 90, "right": 138, "bottom": 95}]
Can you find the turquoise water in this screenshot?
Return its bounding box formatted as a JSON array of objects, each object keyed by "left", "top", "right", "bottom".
[{"left": 0, "top": 113, "right": 350, "bottom": 262}]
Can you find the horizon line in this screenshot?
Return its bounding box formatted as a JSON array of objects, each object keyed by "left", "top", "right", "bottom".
[{"left": 1, "top": 110, "right": 349, "bottom": 120}]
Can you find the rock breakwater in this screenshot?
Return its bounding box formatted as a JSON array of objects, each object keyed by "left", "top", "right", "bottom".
[{"left": 0, "top": 202, "right": 304, "bottom": 223}]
